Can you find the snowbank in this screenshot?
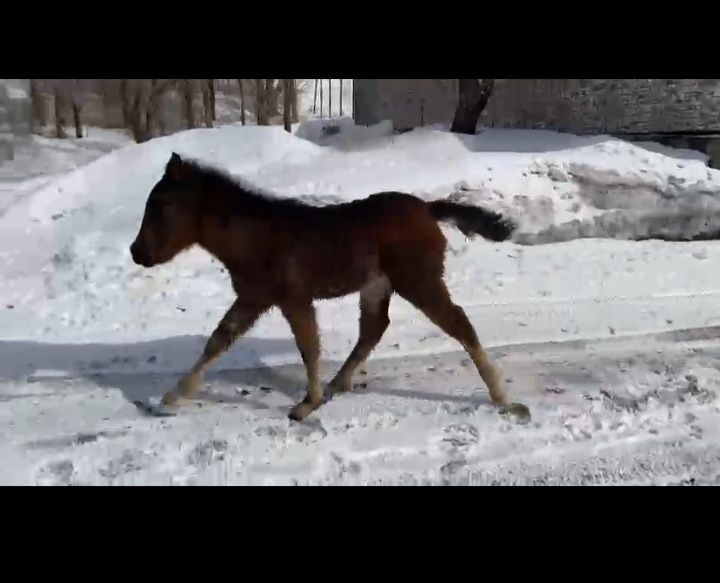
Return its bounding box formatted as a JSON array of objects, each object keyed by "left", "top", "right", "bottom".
[{"left": 2, "top": 121, "right": 720, "bottom": 352}]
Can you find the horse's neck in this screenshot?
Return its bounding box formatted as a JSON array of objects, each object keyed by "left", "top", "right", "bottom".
[{"left": 197, "top": 211, "right": 258, "bottom": 269}]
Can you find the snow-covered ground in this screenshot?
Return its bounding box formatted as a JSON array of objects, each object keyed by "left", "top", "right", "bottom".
[{"left": 2, "top": 118, "right": 720, "bottom": 485}]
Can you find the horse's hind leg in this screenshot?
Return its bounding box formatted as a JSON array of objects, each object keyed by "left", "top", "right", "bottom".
[
  {"left": 279, "top": 301, "right": 324, "bottom": 421},
  {"left": 161, "top": 300, "right": 267, "bottom": 407},
  {"left": 391, "top": 263, "right": 529, "bottom": 419},
  {"left": 328, "top": 275, "right": 392, "bottom": 396}
]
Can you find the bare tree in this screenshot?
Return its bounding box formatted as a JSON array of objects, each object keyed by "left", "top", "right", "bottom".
[
  {"left": 451, "top": 79, "right": 495, "bottom": 135},
  {"left": 183, "top": 79, "right": 195, "bottom": 129},
  {"left": 289, "top": 79, "right": 298, "bottom": 123},
  {"left": 29, "top": 79, "right": 46, "bottom": 133},
  {"left": 265, "top": 79, "right": 280, "bottom": 117},
  {"left": 69, "top": 79, "right": 84, "bottom": 138},
  {"left": 255, "top": 79, "right": 268, "bottom": 125},
  {"left": 98, "top": 79, "right": 116, "bottom": 128},
  {"left": 144, "top": 79, "right": 162, "bottom": 136},
  {"left": 237, "top": 79, "right": 246, "bottom": 126},
  {"left": 282, "top": 79, "right": 292, "bottom": 132},
  {"left": 53, "top": 84, "right": 67, "bottom": 139},
  {"left": 202, "top": 81, "right": 213, "bottom": 128},
  {"left": 71, "top": 100, "right": 82, "bottom": 138},
  {"left": 120, "top": 79, "right": 131, "bottom": 127},
  {"left": 121, "top": 79, "right": 177, "bottom": 142},
  {"left": 207, "top": 79, "right": 216, "bottom": 121}
]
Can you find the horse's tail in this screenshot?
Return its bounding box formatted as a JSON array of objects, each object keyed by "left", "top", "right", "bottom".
[{"left": 427, "top": 200, "right": 517, "bottom": 242}]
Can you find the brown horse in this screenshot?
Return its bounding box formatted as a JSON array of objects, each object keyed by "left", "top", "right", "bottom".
[{"left": 130, "top": 152, "right": 530, "bottom": 422}]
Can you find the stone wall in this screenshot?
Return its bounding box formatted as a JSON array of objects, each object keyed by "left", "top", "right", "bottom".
[{"left": 353, "top": 79, "right": 720, "bottom": 135}]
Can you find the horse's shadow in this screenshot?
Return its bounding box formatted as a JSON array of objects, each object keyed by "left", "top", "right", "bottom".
[
  {"left": 0, "top": 335, "right": 306, "bottom": 413},
  {"left": 0, "top": 334, "right": 497, "bottom": 418}
]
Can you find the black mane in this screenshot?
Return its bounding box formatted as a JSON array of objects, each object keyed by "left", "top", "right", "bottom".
[{"left": 181, "top": 158, "right": 329, "bottom": 219}]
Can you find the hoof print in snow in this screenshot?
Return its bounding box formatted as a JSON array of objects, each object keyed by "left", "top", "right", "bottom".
[
  {"left": 133, "top": 400, "right": 178, "bottom": 417},
  {"left": 187, "top": 440, "right": 228, "bottom": 467},
  {"left": 99, "top": 450, "right": 148, "bottom": 479},
  {"left": 37, "top": 460, "right": 75, "bottom": 486},
  {"left": 440, "top": 459, "right": 469, "bottom": 483},
  {"left": 442, "top": 424, "right": 480, "bottom": 448},
  {"left": 500, "top": 402, "right": 532, "bottom": 424}
]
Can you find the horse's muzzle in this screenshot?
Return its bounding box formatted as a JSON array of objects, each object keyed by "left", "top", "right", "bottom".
[{"left": 130, "top": 242, "right": 151, "bottom": 267}]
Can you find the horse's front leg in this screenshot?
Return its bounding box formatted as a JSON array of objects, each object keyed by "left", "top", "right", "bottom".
[
  {"left": 161, "top": 299, "right": 268, "bottom": 407},
  {"left": 279, "top": 301, "right": 324, "bottom": 421}
]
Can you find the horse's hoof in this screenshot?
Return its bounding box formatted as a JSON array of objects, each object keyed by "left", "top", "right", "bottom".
[
  {"left": 327, "top": 379, "right": 352, "bottom": 398},
  {"left": 500, "top": 402, "right": 532, "bottom": 424},
  {"left": 288, "top": 400, "right": 322, "bottom": 422},
  {"left": 161, "top": 390, "right": 181, "bottom": 406}
]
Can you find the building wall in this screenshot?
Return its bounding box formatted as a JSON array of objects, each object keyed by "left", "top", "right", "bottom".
[
  {"left": 353, "top": 79, "right": 458, "bottom": 130},
  {"left": 0, "top": 79, "right": 31, "bottom": 161},
  {"left": 353, "top": 79, "right": 720, "bottom": 135}
]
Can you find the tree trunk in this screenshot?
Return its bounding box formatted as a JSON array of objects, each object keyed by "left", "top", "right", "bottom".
[
  {"left": 339, "top": 79, "right": 343, "bottom": 116},
  {"left": 238, "top": 79, "right": 246, "bottom": 126},
  {"left": 328, "top": 79, "right": 332, "bottom": 118},
  {"left": 148, "top": 79, "right": 175, "bottom": 136},
  {"left": 289, "top": 79, "right": 298, "bottom": 123},
  {"left": 183, "top": 79, "right": 195, "bottom": 129},
  {"left": 207, "top": 79, "right": 216, "bottom": 121},
  {"left": 255, "top": 79, "right": 268, "bottom": 125},
  {"left": 144, "top": 79, "right": 157, "bottom": 137},
  {"left": 29, "top": 79, "right": 45, "bottom": 133},
  {"left": 282, "top": 79, "right": 292, "bottom": 132},
  {"left": 265, "top": 79, "right": 279, "bottom": 117},
  {"left": 202, "top": 81, "right": 213, "bottom": 128},
  {"left": 120, "top": 79, "right": 131, "bottom": 127},
  {"left": 313, "top": 79, "right": 318, "bottom": 114},
  {"left": 99, "top": 80, "right": 113, "bottom": 128},
  {"left": 451, "top": 79, "right": 495, "bottom": 135},
  {"left": 53, "top": 85, "right": 67, "bottom": 139},
  {"left": 128, "top": 92, "right": 149, "bottom": 143},
  {"left": 72, "top": 101, "right": 82, "bottom": 138}
]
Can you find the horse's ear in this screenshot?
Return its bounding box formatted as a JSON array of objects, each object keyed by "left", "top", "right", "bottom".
[{"left": 165, "top": 152, "right": 187, "bottom": 181}]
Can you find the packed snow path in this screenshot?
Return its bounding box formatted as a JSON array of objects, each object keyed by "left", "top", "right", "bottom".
[{"left": 2, "top": 325, "right": 719, "bottom": 486}]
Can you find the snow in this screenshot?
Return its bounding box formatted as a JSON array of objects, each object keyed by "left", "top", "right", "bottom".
[{"left": 2, "top": 118, "right": 720, "bottom": 485}]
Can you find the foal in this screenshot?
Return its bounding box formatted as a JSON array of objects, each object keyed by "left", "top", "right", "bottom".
[{"left": 130, "top": 153, "right": 530, "bottom": 422}]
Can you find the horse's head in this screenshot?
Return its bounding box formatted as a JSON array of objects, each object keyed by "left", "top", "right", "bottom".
[{"left": 130, "top": 152, "right": 201, "bottom": 268}]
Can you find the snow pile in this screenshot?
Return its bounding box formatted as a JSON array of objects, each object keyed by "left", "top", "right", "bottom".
[{"left": 2, "top": 121, "right": 720, "bottom": 353}]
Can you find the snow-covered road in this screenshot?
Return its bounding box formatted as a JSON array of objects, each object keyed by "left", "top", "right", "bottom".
[{"left": 3, "top": 323, "right": 719, "bottom": 486}]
